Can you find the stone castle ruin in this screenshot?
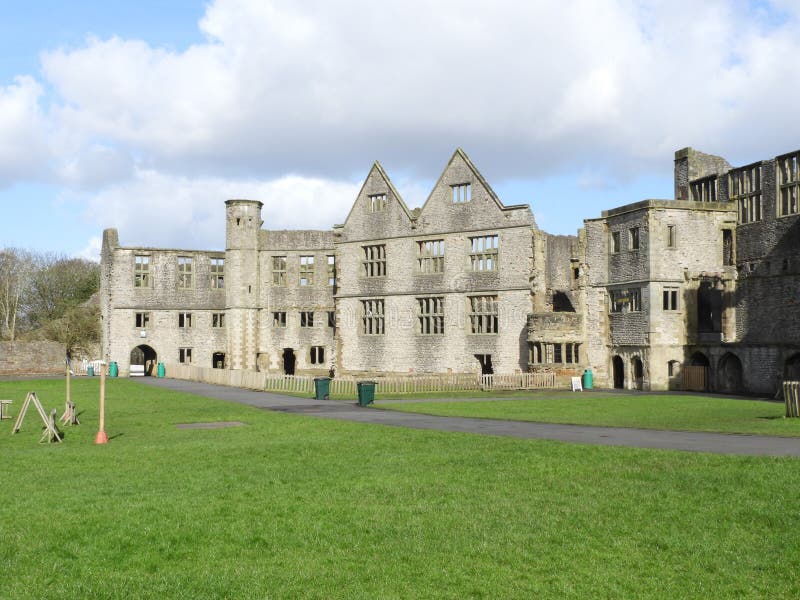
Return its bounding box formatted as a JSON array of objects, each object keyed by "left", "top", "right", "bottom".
[{"left": 100, "top": 147, "right": 800, "bottom": 394}]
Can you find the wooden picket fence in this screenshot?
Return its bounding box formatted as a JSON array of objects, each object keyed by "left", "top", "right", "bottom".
[
  {"left": 163, "top": 364, "right": 557, "bottom": 396},
  {"left": 784, "top": 381, "right": 800, "bottom": 418}
]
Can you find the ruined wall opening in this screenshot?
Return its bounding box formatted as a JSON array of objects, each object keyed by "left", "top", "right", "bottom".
[
  {"left": 697, "top": 281, "right": 722, "bottom": 333},
  {"left": 212, "top": 352, "right": 226, "bottom": 369},
  {"left": 282, "top": 348, "right": 296, "bottom": 375},
  {"left": 717, "top": 352, "right": 743, "bottom": 394},
  {"left": 552, "top": 291, "right": 575, "bottom": 312},
  {"left": 632, "top": 356, "right": 644, "bottom": 390},
  {"left": 475, "top": 354, "right": 494, "bottom": 375},
  {"left": 785, "top": 353, "right": 800, "bottom": 381},
  {"left": 612, "top": 355, "right": 624, "bottom": 389},
  {"left": 130, "top": 345, "right": 157, "bottom": 376}
]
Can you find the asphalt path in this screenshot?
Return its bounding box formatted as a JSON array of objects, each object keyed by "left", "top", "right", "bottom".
[{"left": 136, "top": 377, "right": 800, "bottom": 457}]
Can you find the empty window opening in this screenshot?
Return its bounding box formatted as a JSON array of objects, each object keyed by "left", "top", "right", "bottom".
[
  {"left": 777, "top": 151, "right": 800, "bottom": 216},
  {"left": 273, "top": 311, "right": 287, "bottom": 327},
  {"left": 210, "top": 257, "right": 225, "bottom": 289},
  {"left": 282, "top": 348, "right": 296, "bottom": 375},
  {"left": 697, "top": 281, "right": 722, "bottom": 333},
  {"left": 300, "top": 256, "right": 315, "bottom": 286},
  {"left": 310, "top": 346, "right": 325, "bottom": 365},
  {"left": 178, "top": 256, "right": 193, "bottom": 288},
  {"left": 468, "top": 295, "right": 498, "bottom": 334},
  {"left": 469, "top": 235, "right": 498, "bottom": 271},
  {"left": 475, "top": 354, "right": 493, "bottom": 375},
  {"left": 135, "top": 312, "right": 150, "bottom": 328},
  {"left": 452, "top": 183, "right": 471, "bottom": 203},
  {"left": 610, "top": 288, "right": 642, "bottom": 313},
  {"left": 272, "top": 256, "right": 287, "bottom": 286},
  {"left": 328, "top": 311, "right": 336, "bottom": 328},
  {"left": 361, "top": 299, "right": 385, "bottom": 335},
  {"left": 212, "top": 313, "right": 225, "bottom": 328},
  {"left": 362, "top": 245, "right": 386, "bottom": 277},
  {"left": 178, "top": 312, "right": 192, "bottom": 328},
  {"left": 663, "top": 288, "right": 678, "bottom": 311},
  {"left": 417, "top": 297, "right": 444, "bottom": 335},
  {"left": 722, "top": 229, "right": 734, "bottom": 266},
  {"left": 179, "top": 348, "right": 193, "bottom": 364},
  {"left": 611, "top": 231, "right": 621, "bottom": 253},
  {"left": 300, "top": 311, "right": 314, "bottom": 327},
  {"left": 212, "top": 352, "right": 225, "bottom": 369},
  {"left": 134, "top": 255, "right": 151, "bottom": 288},
  {"left": 368, "top": 193, "right": 387, "bottom": 212},
  {"left": 667, "top": 225, "right": 676, "bottom": 248},
  {"left": 729, "top": 165, "right": 763, "bottom": 223},
  {"left": 417, "top": 240, "right": 445, "bottom": 274},
  {"left": 327, "top": 255, "right": 336, "bottom": 286},
  {"left": 629, "top": 227, "right": 640, "bottom": 250}
]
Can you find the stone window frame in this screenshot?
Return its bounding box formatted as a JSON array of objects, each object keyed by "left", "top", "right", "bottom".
[
  {"left": 609, "top": 288, "right": 642, "bottom": 313},
  {"left": 310, "top": 346, "right": 325, "bottom": 365},
  {"left": 467, "top": 295, "right": 498, "bottom": 334},
  {"left": 628, "top": 227, "right": 640, "bottom": 251},
  {"left": 179, "top": 348, "right": 193, "bottom": 364},
  {"left": 367, "top": 193, "right": 387, "bottom": 213},
  {"left": 272, "top": 311, "right": 287, "bottom": 327},
  {"left": 212, "top": 313, "right": 225, "bottom": 328},
  {"left": 529, "top": 342, "right": 580, "bottom": 365},
  {"left": 690, "top": 175, "right": 718, "bottom": 202},
  {"left": 134, "top": 312, "right": 150, "bottom": 328},
  {"left": 451, "top": 182, "right": 471, "bottom": 203},
  {"left": 327, "top": 311, "right": 336, "bottom": 328},
  {"left": 361, "top": 298, "right": 385, "bottom": 335},
  {"left": 272, "top": 256, "right": 287, "bottom": 286},
  {"left": 299, "top": 256, "right": 315, "bottom": 286},
  {"left": 327, "top": 255, "right": 336, "bottom": 286},
  {"left": 777, "top": 151, "right": 800, "bottom": 217},
  {"left": 361, "top": 245, "right": 386, "bottom": 278},
  {"left": 469, "top": 235, "right": 498, "bottom": 272},
  {"left": 134, "top": 254, "right": 151, "bottom": 288},
  {"left": 210, "top": 257, "right": 225, "bottom": 289},
  {"left": 611, "top": 231, "right": 621, "bottom": 254},
  {"left": 666, "top": 225, "right": 676, "bottom": 248},
  {"left": 417, "top": 296, "right": 444, "bottom": 335},
  {"left": 177, "top": 256, "right": 194, "bottom": 289},
  {"left": 300, "top": 311, "right": 314, "bottom": 327},
  {"left": 416, "top": 239, "right": 445, "bottom": 274},
  {"left": 729, "top": 163, "right": 763, "bottom": 224},
  {"left": 178, "top": 312, "right": 193, "bottom": 328},
  {"left": 662, "top": 287, "right": 679, "bottom": 311}
]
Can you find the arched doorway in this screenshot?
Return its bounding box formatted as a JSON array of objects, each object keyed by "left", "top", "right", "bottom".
[
  {"left": 717, "top": 352, "right": 743, "bottom": 394},
  {"left": 282, "top": 348, "right": 296, "bottom": 375},
  {"left": 612, "top": 355, "right": 624, "bottom": 389},
  {"left": 784, "top": 353, "right": 800, "bottom": 381},
  {"left": 130, "top": 345, "right": 157, "bottom": 376},
  {"left": 690, "top": 352, "right": 710, "bottom": 367},
  {"left": 632, "top": 356, "right": 644, "bottom": 390}
]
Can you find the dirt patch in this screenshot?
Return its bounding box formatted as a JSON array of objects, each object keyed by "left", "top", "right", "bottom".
[{"left": 175, "top": 421, "right": 247, "bottom": 430}]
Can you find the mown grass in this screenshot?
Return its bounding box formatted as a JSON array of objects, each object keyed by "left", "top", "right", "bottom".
[
  {"left": 1, "top": 378, "right": 799, "bottom": 598},
  {"left": 377, "top": 392, "right": 800, "bottom": 436}
]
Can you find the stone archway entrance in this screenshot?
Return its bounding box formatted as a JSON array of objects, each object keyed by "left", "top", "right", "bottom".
[
  {"left": 130, "top": 345, "right": 157, "bottom": 376},
  {"left": 282, "top": 348, "right": 296, "bottom": 375},
  {"left": 612, "top": 355, "right": 624, "bottom": 389},
  {"left": 632, "top": 357, "right": 644, "bottom": 390},
  {"left": 785, "top": 353, "right": 800, "bottom": 381},
  {"left": 717, "top": 353, "right": 743, "bottom": 394}
]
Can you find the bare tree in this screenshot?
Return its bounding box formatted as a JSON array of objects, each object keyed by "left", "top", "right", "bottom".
[{"left": 0, "top": 249, "right": 34, "bottom": 341}]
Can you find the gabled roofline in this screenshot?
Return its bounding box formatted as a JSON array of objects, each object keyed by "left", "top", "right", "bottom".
[
  {"left": 340, "top": 161, "right": 415, "bottom": 226},
  {"left": 419, "top": 148, "right": 528, "bottom": 214}
]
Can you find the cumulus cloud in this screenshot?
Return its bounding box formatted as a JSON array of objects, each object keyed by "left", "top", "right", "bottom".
[{"left": 0, "top": 76, "right": 50, "bottom": 186}]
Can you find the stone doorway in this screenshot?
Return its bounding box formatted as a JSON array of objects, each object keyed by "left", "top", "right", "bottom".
[
  {"left": 212, "top": 352, "right": 226, "bottom": 369},
  {"left": 282, "top": 348, "right": 296, "bottom": 375},
  {"left": 632, "top": 356, "right": 644, "bottom": 390},
  {"left": 612, "top": 355, "right": 624, "bottom": 389},
  {"left": 717, "top": 353, "right": 743, "bottom": 394},
  {"left": 130, "top": 344, "right": 157, "bottom": 376},
  {"left": 475, "top": 354, "right": 494, "bottom": 375}
]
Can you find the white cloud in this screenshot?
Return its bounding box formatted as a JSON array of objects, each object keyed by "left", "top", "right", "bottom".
[
  {"left": 0, "top": 76, "right": 50, "bottom": 186},
  {"left": 83, "top": 169, "right": 361, "bottom": 250},
  {"left": 74, "top": 236, "right": 102, "bottom": 262}
]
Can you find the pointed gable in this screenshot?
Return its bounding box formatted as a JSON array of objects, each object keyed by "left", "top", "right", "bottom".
[
  {"left": 339, "top": 161, "right": 415, "bottom": 242},
  {"left": 417, "top": 148, "right": 535, "bottom": 233}
]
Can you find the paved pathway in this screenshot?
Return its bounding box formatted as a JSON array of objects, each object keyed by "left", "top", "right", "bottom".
[{"left": 137, "top": 378, "right": 800, "bottom": 457}]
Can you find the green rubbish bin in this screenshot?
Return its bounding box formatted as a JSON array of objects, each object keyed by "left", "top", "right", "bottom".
[
  {"left": 87, "top": 365, "right": 94, "bottom": 377},
  {"left": 314, "top": 377, "right": 331, "bottom": 400},
  {"left": 357, "top": 381, "right": 376, "bottom": 406},
  {"left": 582, "top": 368, "right": 593, "bottom": 390},
  {"left": 157, "top": 362, "right": 166, "bottom": 378},
  {"left": 109, "top": 361, "right": 119, "bottom": 378}
]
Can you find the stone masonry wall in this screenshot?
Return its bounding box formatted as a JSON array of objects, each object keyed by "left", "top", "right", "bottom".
[{"left": 0, "top": 341, "right": 66, "bottom": 375}]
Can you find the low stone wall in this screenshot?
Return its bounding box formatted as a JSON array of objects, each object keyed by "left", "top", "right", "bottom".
[{"left": 0, "top": 341, "right": 66, "bottom": 376}]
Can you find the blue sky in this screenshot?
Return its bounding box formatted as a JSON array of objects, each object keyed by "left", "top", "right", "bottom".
[{"left": 1, "top": 1, "right": 798, "bottom": 258}]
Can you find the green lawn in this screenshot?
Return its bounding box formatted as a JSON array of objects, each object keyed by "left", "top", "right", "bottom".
[
  {"left": 1, "top": 379, "right": 799, "bottom": 598},
  {"left": 377, "top": 392, "right": 800, "bottom": 436}
]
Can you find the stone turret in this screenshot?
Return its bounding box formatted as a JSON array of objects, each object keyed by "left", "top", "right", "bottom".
[{"left": 225, "top": 200, "right": 263, "bottom": 370}]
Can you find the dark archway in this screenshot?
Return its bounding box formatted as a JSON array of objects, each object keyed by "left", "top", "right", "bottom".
[
  {"left": 785, "top": 353, "right": 800, "bottom": 381},
  {"left": 697, "top": 280, "right": 722, "bottom": 333},
  {"left": 282, "top": 348, "right": 296, "bottom": 375},
  {"left": 212, "top": 352, "right": 226, "bottom": 369},
  {"left": 612, "top": 355, "right": 624, "bottom": 389},
  {"left": 717, "top": 352, "right": 744, "bottom": 394},
  {"left": 632, "top": 357, "right": 644, "bottom": 390},
  {"left": 130, "top": 345, "right": 157, "bottom": 376},
  {"left": 475, "top": 354, "right": 494, "bottom": 375},
  {"left": 690, "top": 352, "right": 710, "bottom": 367}
]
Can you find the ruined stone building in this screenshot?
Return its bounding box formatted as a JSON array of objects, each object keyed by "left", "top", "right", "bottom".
[{"left": 100, "top": 147, "right": 800, "bottom": 394}]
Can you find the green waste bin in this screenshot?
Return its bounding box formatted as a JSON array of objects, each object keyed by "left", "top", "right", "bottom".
[
  {"left": 314, "top": 377, "right": 331, "bottom": 400},
  {"left": 109, "top": 362, "right": 119, "bottom": 378},
  {"left": 157, "top": 362, "right": 166, "bottom": 378},
  {"left": 87, "top": 365, "right": 94, "bottom": 377},
  {"left": 357, "top": 381, "right": 376, "bottom": 406},
  {"left": 582, "top": 368, "right": 593, "bottom": 390}
]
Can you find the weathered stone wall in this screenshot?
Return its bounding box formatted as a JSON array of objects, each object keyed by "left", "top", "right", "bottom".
[
  {"left": 674, "top": 147, "right": 732, "bottom": 200},
  {"left": 0, "top": 341, "right": 66, "bottom": 375}
]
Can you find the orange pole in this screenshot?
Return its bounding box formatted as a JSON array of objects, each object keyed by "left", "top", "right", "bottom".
[{"left": 95, "top": 363, "right": 109, "bottom": 444}]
